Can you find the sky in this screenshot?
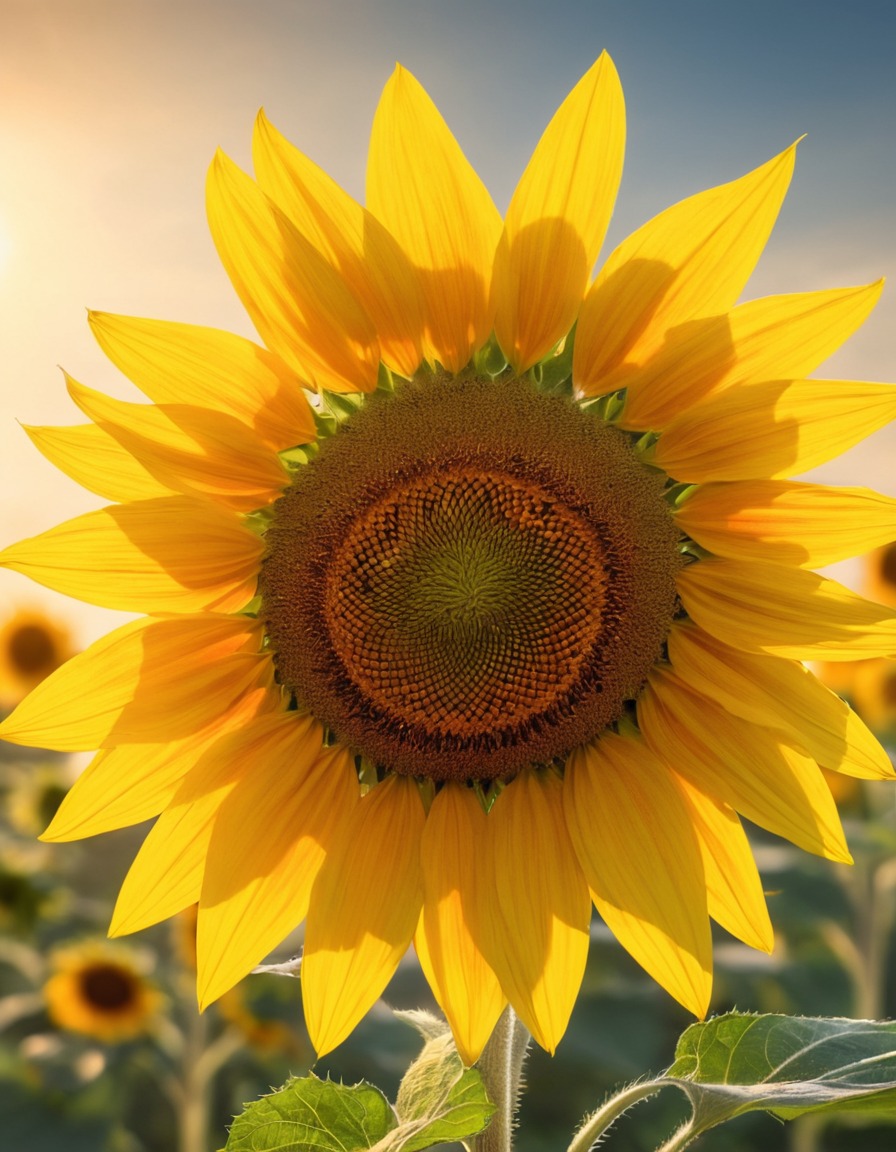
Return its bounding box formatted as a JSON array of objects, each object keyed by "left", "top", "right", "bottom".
[{"left": 1, "top": 0, "right": 895, "bottom": 645}]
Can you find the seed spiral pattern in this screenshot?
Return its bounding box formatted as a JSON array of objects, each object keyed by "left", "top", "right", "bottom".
[{"left": 261, "top": 376, "right": 681, "bottom": 779}]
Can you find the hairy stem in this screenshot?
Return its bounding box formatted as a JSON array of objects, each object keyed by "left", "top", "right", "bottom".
[
  {"left": 567, "top": 1080, "right": 666, "bottom": 1152},
  {"left": 471, "top": 1006, "right": 532, "bottom": 1152},
  {"left": 655, "top": 1116, "right": 698, "bottom": 1152}
]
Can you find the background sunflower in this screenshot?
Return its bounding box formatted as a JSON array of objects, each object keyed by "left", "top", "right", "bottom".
[{"left": 44, "top": 940, "right": 162, "bottom": 1043}]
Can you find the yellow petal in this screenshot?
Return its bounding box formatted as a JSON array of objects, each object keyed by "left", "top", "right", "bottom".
[
  {"left": 0, "top": 496, "right": 263, "bottom": 614},
  {"left": 639, "top": 666, "right": 851, "bottom": 862},
  {"left": 414, "top": 783, "right": 506, "bottom": 1065},
  {"left": 110, "top": 702, "right": 287, "bottom": 937},
  {"left": 677, "top": 557, "right": 896, "bottom": 660},
  {"left": 198, "top": 722, "right": 358, "bottom": 1007},
  {"left": 622, "top": 282, "right": 883, "bottom": 430},
  {"left": 42, "top": 680, "right": 278, "bottom": 841},
  {"left": 47, "top": 747, "right": 193, "bottom": 841},
  {"left": 493, "top": 53, "right": 625, "bottom": 371},
  {"left": 565, "top": 733, "right": 712, "bottom": 1017},
  {"left": 253, "top": 111, "right": 424, "bottom": 379},
  {"left": 66, "top": 375, "right": 287, "bottom": 512},
  {"left": 480, "top": 770, "right": 590, "bottom": 1053},
  {"left": 302, "top": 774, "right": 424, "bottom": 1056},
  {"left": 667, "top": 620, "right": 894, "bottom": 779},
  {"left": 676, "top": 480, "right": 896, "bottom": 569},
  {"left": 0, "top": 614, "right": 267, "bottom": 751},
  {"left": 88, "top": 312, "right": 315, "bottom": 450},
  {"left": 24, "top": 422, "right": 175, "bottom": 503},
  {"left": 110, "top": 788, "right": 224, "bottom": 937},
  {"left": 207, "top": 150, "right": 380, "bottom": 393},
  {"left": 366, "top": 65, "right": 502, "bottom": 373},
  {"left": 653, "top": 379, "right": 896, "bottom": 482},
  {"left": 574, "top": 143, "right": 798, "bottom": 395},
  {"left": 670, "top": 772, "right": 773, "bottom": 953}
]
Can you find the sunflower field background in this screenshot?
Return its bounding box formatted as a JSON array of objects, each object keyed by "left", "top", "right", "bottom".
[{"left": 2, "top": 2, "right": 896, "bottom": 1151}]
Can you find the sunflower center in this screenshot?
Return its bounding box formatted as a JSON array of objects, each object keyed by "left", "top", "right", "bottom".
[
  {"left": 9, "top": 624, "right": 56, "bottom": 675},
  {"left": 80, "top": 964, "right": 137, "bottom": 1011},
  {"left": 261, "top": 376, "right": 681, "bottom": 781},
  {"left": 879, "top": 543, "right": 896, "bottom": 590},
  {"left": 326, "top": 467, "right": 610, "bottom": 740}
]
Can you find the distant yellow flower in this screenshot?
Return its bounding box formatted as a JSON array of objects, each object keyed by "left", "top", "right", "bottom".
[
  {"left": 6, "top": 763, "right": 69, "bottom": 836},
  {"left": 0, "top": 606, "right": 73, "bottom": 708},
  {"left": 813, "top": 548, "right": 896, "bottom": 738},
  {"left": 849, "top": 659, "right": 896, "bottom": 739},
  {"left": 2, "top": 54, "right": 896, "bottom": 1064},
  {"left": 171, "top": 903, "right": 199, "bottom": 972},
  {"left": 218, "top": 985, "right": 298, "bottom": 1054},
  {"left": 865, "top": 542, "right": 896, "bottom": 608},
  {"left": 44, "top": 941, "right": 162, "bottom": 1042}
]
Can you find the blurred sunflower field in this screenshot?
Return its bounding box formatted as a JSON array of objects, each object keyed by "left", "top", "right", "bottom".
[{"left": 0, "top": 588, "right": 894, "bottom": 1152}]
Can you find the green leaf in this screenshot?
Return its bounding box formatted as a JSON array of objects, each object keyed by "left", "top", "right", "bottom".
[
  {"left": 379, "top": 1017, "right": 495, "bottom": 1152},
  {"left": 223, "top": 1075, "right": 396, "bottom": 1152},
  {"left": 569, "top": 1013, "right": 896, "bottom": 1152},
  {"left": 665, "top": 1013, "right": 896, "bottom": 1144}
]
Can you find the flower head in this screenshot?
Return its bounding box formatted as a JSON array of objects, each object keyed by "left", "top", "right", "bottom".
[
  {"left": 2, "top": 54, "right": 896, "bottom": 1064},
  {"left": 0, "top": 606, "right": 74, "bottom": 708},
  {"left": 44, "top": 941, "right": 162, "bottom": 1043}
]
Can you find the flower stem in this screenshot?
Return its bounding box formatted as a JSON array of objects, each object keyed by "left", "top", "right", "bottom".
[
  {"left": 471, "top": 1006, "right": 531, "bottom": 1152},
  {"left": 566, "top": 1080, "right": 666, "bottom": 1152},
  {"left": 655, "top": 1116, "right": 698, "bottom": 1152}
]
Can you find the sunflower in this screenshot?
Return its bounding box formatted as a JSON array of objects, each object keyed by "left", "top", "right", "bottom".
[
  {"left": 865, "top": 542, "right": 896, "bottom": 608},
  {"left": 44, "top": 941, "right": 162, "bottom": 1043},
  {"left": 0, "top": 606, "right": 74, "bottom": 708},
  {"left": 218, "top": 983, "right": 299, "bottom": 1055},
  {"left": 5, "top": 762, "right": 70, "bottom": 836},
  {"left": 819, "top": 545, "right": 896, "bottom": 740},
  {"left": 849, "top": 660, "right": 896, "bottom": 739},
  {"left": 2, "top": 54, "right": 896, "bottom": 1066}
]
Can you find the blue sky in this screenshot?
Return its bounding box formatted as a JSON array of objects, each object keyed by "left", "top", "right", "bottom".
[{"left": 1, "top": 0, "right": 894, "bottom": 640}]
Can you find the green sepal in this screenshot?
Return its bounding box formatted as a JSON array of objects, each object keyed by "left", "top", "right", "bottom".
[
  {"left": 376, "top": 362, "right": 397, "bottom": 393},
  {"left": 279, "top": 442, "right": 319, "bottom": 470},
  {"left": 473, "top": 334, "right": 509, "bottom": 378},
  {"left": 579, "top": 389, "right": 625, "bottom": 423},
  {"left": 530, "top": 324, "right": 576, "bottom": 396},
  {"left": 665, "top": 482, "right": 698, "bottom": 508},
  {"left": 315, "top": 389, "right": 366, "bottom": 435},
  {"left": 242, "top": 507, "right": 277, "bottom": 537}
]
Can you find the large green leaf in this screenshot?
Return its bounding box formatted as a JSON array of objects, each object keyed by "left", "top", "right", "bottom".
[
  {"left": 221, "top": 1017, "right": 494, "bottom": 1152},
  {"left": 664, "top": 1013, "right": 896, "bottom": 1144},
  {"left": 222, "top": 1076, "right": 396, "bottom": 1152},
  {"left": 569, "top": 1013, "right": 896, "bottom": 1152}
]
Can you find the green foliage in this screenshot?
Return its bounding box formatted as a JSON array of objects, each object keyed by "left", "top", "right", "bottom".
[
  {"left": 572, "top": 1012, "right": 896, "bottom": 1151},
  {"left": 222, "top": 1018, "right": 494, "bottom": 1152},
  {"left": 222, "top": 1076, "right": 396, "bottom": 1152},
  {"left": 390, "top": 1013, "right": 496, "bottom": 1151},
  {"left": 667, "top": 1012, "right": 896, "bottom": 1133}
]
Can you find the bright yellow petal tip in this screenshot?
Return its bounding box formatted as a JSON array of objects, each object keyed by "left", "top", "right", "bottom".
[{"left": 493, "top": 52, "right": 625, "bottom": 372}]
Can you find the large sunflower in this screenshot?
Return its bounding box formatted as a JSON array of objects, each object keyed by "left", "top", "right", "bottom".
[{"left": 2, "top": 54, "right": 896, "bottom": 1065}]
